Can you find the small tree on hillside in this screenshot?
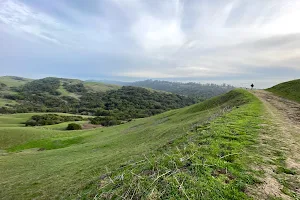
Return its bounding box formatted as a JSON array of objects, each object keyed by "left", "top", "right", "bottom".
[{"left": 66, "top": 123, "right": 82, "bottom": 130}]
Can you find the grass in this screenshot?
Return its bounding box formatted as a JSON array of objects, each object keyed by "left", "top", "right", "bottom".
[
  {"left": 57, "top": 84, "right": 71, "bottom": 96},
  {"left": 267, "top": 79, "right": 300, "bottom": 103},
  {"left": 0, "top": 89, "right": 264, "bottom": 199},
  {"left": 0, "top": 76, "right": 32, "bottom": 87},
  {"left": 0, "top": 76, "right": 30, "bottom": 107},
  {"left": 0, "top": 112, "right": 89, "bottom": 127},
  {"left": 0, "top": 98, "right": 18, "bottom": 107},
  {"left": 81, "top": 89, "right": 263, "bottom": 199},
  {"left": 41, "top": 121, "right": 87, "bottom": 130},
  {"left": 57, "top": 84, "right": 82, "bottom": 99},
  {"left": 84, "top": 82, "right": 121, "bottom": 92},
  {"left": 8, "top": 136, "right": 86, "bottom": 152},
  {"left": 276, "top": 166, "right": 296, "bottom": 175},
  {"left": 56, "top": 80, "right": 120, "bottom": 98},
  {"left": 0, "top": 77, "right": 120, "bottom": 106},
  {"left": 0, "top": 113, "right": 38, "bottom": 127}
]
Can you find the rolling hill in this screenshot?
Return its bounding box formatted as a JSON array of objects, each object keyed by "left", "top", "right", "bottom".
[
  {"left": 0, "top": 89, "right": 265, "bottom": 199},
  {"left": 0, "top": 77, "right": 196, "bottom": 121},
  {"left": 266, "top": 79, "right": 300, "bottom": 103},
  {"left": 0, "top": 76, "right": 120, "bottom": 93},
  {"left": 0, "top": 76, "right": 120, "bottom": 108},
  {"left": 0, "top": 76, "right": 32, "bottom": 87},
  {"left": 1, "top": 78, "right": 299, "bottom": 199},
  {"left": 89, "top": 79, "right": 235, "bottom": 100}
]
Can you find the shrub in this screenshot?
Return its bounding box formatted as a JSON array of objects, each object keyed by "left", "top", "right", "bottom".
[
  {"left": 66, "top": 123, "right": 82, "bottom": 130},
  {"left": 25, "top": 119, "right": 37, "bottom": 126},
  {"left": 90, "top": 116, "right": 121, "bottom": 126},
  {"left": 25, "top": 114, "right": 84, "bottom": 126},
  {"left": 63, "top": 83, "right": 87, "bottom": 93}
]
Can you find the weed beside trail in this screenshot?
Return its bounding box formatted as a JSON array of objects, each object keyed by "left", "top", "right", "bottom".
[{"left": 80, "top": 92, "right": 264, "bottom": 199}]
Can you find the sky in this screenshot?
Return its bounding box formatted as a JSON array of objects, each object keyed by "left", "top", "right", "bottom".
[{"left": 0, "top": 0, "right": 300, "bottom": 88}]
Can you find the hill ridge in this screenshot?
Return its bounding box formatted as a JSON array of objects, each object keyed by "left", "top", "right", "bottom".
[{"left": 266, "top": 79, "right": 300, "bottom": 103}]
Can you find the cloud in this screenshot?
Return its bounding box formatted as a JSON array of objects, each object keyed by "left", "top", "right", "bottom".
[
  {"left": 0, "top": 0, "right": 63, "bottom": 44},
  {"left": 132, "top": 16, "right": 185, "bottom": 50},
  {"left": 0, "top": 0, "right": 299, "bottom": 87},
  {"left": 130, "top": 0, "right": 185, "bottom": 51}
]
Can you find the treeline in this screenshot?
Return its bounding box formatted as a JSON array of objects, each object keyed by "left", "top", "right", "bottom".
[
  {"left": 63, "top": 82, "right": 87, "bottom": 94},
  {"left": 1, "top": 78, "right": 196, "bottom": 121},
  {"left": 11, "top": 77, "right": 89, "bottom": 96},
  {"left": 25, "top": 114, "right": 84, "bottom": 126},
  {"left": 24, "top": 113, "right": 122, "bottom": 128},
  {"left": 24, "top": 114, "right": 122, "bottom": 128},
  {"left": 129, "top": 80, "right": 235, "bottom": 100},
  {"left": 20, "top": 77, "right": 61, "bottom": 95},
  {"left": 90, "top": 116, "right": 121, "bottom": 126}
]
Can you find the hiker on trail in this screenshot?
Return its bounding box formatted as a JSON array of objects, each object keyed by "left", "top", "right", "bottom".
[{"left": 251, "top": 83, "right": 254, "bottom": 89}]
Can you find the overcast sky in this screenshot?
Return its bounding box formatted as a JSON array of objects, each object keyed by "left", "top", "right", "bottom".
[{"left": 1, "top": 0, "right": 300, "bottom": 88}]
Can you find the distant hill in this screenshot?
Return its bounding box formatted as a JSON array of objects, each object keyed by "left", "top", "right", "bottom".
[
  {"left": 0, "top": 77, "right": 195, "bottom": 120},
  {"left": 86, "top": 79, "right": 129, "bottom": 86},
  {"left": 0, "top": 76, "right": 121, "bottom": 107},
  {"left": 0, "top": 76, "right": 120, "bottom": 93},
  {"left": 0, "top": 76, "right": 32, "bottom": 87},
  {"left": 0, "top": 76, "right": 235, "bottom": 121},
  {"left": 128, "top": 80, "right": 235, "bottom": 100},
  {"left": 91, "top": 79, "right": 235, "bottom": 100},
  {"left": 266, "top": 79, "right": 300, "bottom": 103},
  {"left": 0, "top": 76, "right": 32, "bottom": 107}
]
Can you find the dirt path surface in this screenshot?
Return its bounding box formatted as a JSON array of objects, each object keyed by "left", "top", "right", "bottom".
[{"left": 252, "top": 90, "right": 300, "bottom": 199}]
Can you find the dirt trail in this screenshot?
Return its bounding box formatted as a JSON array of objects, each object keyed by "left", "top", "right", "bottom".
[{"left": 251, "top": 90, "right": 300, "bottom": 199}]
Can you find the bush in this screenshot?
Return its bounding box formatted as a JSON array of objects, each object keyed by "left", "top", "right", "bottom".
[
  {"left": 90, "top": 116, "right": 121, "bottom": 126},
  {"left": 25, "top": 114, "right": 84, "bottom": 126},
  {"left": 0, "top": 83, "right": 7, "bottom": 90},
  {"left": 95, "top": 109, "right": 111, "bottom": 116},
  {"left": 25, "top": 119, "right": 37, "bottom": 126},
  {"left": 66, "top": 123, "right": 82, "bottom": 130},
  {"left": 63, "top": 83, "right": 87, "bottom": 93}
]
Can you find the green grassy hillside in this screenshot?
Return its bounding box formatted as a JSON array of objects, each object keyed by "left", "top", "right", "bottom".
[
  {"left": 1, "top": 79, "right": 195, "bottom": 122},
  {"left": 0, "top": 76, "right": 33, "bottom": 106},
  {"left": 0, "top": 77, "right": 194, "bottom": 122},
  {"left": 267, "top": 79, "right": 300, "bottom": 103},
  {"left": 0, "top": 76, "right": 32, "bottom": 87},
  {"left": 130, "top": 79, "right": 235, "bottom": 99},
  {"left": 0, "top": 113, "right": 89, "bottom": 127},
  {"left": 84, "top": 81, "right": 120, "bottom": 92},
  {"left": 0, "top": 76, "right": 120, "bottom": 93},
  {"left": 0, "top": 89, "right": 264, "bottom": 199},
  {"left": 0, "top": 77, "right": 121, "bottom": 113}
]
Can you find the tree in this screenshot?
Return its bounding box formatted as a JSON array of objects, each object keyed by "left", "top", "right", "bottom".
[{"left": 66, "top": 123, "right": 82, "bottom": 130}]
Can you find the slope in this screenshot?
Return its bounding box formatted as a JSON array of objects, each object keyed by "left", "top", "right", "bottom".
[
  {"left": 0, "top": 76, "right": 32, "bottom": 87},
  {"left": 0, "top": 89, "right": 265, "bottom": 199},
  {"left": 0, "top": 76, "right": 33, "bottom": 106},
  {"left": 1, "top": 79, "right": 195, "bottom": 123},
  {"left": 129, "top": 79, "right": 235, "bottom": 99},
  {"left": 267, "top": 79, "right": 300, "bottom": 103},
  {"left": 0, "top": 76, "right": 121, "bottom": 110}
]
